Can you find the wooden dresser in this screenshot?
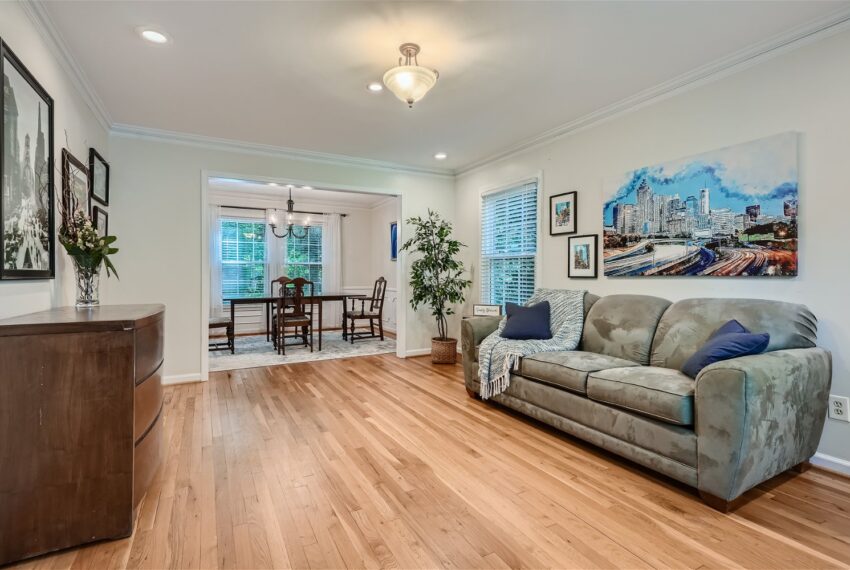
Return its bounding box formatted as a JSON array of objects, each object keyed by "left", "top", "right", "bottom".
[{"left": 0, "top": 304, "right": 165, "bottom": 566}]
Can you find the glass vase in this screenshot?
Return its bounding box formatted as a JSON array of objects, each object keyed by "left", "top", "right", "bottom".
[{"left": 73, "top": 260, "right": 100, "bottom": 308}]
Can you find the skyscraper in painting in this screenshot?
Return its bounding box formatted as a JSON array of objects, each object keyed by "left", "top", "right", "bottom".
[{"left": 602, "top": 133, "right": 798, "bottom": 277}]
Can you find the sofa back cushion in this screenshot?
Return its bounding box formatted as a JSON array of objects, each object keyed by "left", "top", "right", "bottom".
[
  {"left": 581, "top": 294, "right": 672, "bottom": 365},
  {"left": 650, "top": 298, "right": 817, "bottom": 370}
]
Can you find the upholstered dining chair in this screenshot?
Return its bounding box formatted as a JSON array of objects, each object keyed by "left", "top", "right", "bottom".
[
  {"left": 272, "top": 277, "right": 314, "bottom": 355},
  {"left": 346, "top": 276, "right": 387, "bottom": 344}
]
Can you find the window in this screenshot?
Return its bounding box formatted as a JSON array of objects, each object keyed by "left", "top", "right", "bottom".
[
  {"left": 481, "top": 181, "right": 538, "bottom": 306},
  {"left": 285, "top": 225, "right": 323, "bottom": 293},
  {"left": 221, "top": 218, "right": 267, "bottom": 300}
]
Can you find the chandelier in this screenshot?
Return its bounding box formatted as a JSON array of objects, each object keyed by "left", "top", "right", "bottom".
[
  {"left": 382, "top": 43, "right": 439, "bottom": 108},
  {"left": 268, "top": 186, "right": 309, "bottom": 239}
]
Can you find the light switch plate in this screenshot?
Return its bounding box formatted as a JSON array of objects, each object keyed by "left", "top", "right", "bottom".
[{"left": 828, "top": 395, "right": 850, "bottom": 422}]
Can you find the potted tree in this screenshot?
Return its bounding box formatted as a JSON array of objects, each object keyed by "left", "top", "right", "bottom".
[{"left": 400, "top": 210, "right": 471, "bottom": 363}]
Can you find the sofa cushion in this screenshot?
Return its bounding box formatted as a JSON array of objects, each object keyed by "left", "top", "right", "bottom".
[
  {"left": 580, "top": 295, "right": 672, "bottom": 365},
  {"left": 520, "top": 351, "right": 639, "bottom": 394},
  {"left": 587, "top": 367, "right": 695, "bottom": 426},
  {"left": 650, "top": 298, "right": 817, "bottom": 370}
]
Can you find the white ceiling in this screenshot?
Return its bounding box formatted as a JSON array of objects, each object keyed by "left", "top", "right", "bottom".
[
  {"left": 208, "top": 177, "right": 393, "bottom": 209},
  {"left": 43, "top": 1, "right": 850, "bottom": 172}
]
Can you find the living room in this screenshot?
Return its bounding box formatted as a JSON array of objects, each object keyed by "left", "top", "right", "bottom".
[{"left": 1, "top": 1, "right": 849, "bottom": 568}]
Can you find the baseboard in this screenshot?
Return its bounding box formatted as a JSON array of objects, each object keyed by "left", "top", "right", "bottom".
[
  {"left": 404, "top": 348, "right": 432, "bottom": 357},
  {"left": 811, "top": 452, "right": 850, "bottom": 477},
  {"left": 163, "top": 373, "right": 203, "bottom": 386}
]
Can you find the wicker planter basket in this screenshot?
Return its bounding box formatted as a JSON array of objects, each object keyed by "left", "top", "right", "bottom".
[{"left": 431, "top": 337, "right": 458, "bottom": 364}]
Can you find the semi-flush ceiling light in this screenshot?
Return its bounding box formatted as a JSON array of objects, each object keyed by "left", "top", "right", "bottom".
[
  {"left": 366, "top": 82, "right": 383, "bottom": 93},
  {"left": 434, "top": 152, "right": 448, "bottom": 160},
  {"left": 382, "top": 43, "right": 438, "bottom": 108},
  {"left": 138, "top": 28, "right": 169, "bottom": 44}
]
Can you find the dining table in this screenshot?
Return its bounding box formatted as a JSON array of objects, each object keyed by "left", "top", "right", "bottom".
[{"left": 224, "top": 292, "right": 365, "bottom": 352}]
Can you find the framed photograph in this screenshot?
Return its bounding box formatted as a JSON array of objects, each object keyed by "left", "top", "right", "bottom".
[
  {"left": 603, "top": 133, "right": 798, "bottom": 277},
  {"left": 1, "top": 40, "right": 55, "bottom": 280},
  {"left": 550, "top": 191, "right": 577, "bottom": 235},
  {"left": 568, "top": 234, "right": 598, "bottom": 278},
  {"left": 390, "top": 221, "right": 398, "bottom": 261},
  {"left": 62, "top": 149, "right": 89, "bottom": 216},
  {"left": 88, "top": 147, "right": 109, "bottom": 206},
  {"left": 92, "top": 206, "right": 108, "bottom": 238},
  {"left": 473, "top": 304, "right": 502, "bottom": 317}
]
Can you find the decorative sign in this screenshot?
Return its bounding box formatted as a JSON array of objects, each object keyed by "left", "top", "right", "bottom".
[{"left": 473, "top": 304, "right": 502, "bottom": 317}]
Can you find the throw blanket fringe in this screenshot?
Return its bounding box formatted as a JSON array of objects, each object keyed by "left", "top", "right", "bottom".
[{"left": 478, "top": 289, "right": 586, "bottom": 399}]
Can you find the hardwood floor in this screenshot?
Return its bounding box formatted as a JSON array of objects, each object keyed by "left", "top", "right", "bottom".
[{"left": 12, "top": 354, "right": 850, "bottom": 569}]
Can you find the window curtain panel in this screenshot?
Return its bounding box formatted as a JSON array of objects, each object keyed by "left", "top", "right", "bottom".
[
  {"left": 209, "top": 205, "right": 224, "bottom": 317},
  {"left": 322, "top": 213, "right": 342, "bottom": 327},
  {"left": 265, "top": 209, "right": 285, "bottom": 292}
]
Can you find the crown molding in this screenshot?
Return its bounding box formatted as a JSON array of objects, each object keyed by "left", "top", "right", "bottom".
[
  {"left": 457, "top": 6, "right": 850, "bottom": 176},
  {"left": 111, "top": 123, "right": 455, "bottom": 179},
  {"left": 20, "top": 0, "right": 113, "bottom": 132}
]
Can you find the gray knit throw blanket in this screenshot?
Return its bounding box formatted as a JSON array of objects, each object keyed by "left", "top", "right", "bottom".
[{"left": 478, "top": 289, "right": 586, "bottom": 399}]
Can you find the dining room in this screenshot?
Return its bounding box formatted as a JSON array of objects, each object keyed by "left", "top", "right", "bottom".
[{"left": 205, "top": 176, "right": 401, "bottom": 371}]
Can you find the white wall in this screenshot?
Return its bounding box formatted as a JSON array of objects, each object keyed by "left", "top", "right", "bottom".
[
  {"left": 105, "top": 133, "right": 453, "bottom": 381},
  {"left": 455, "top": 29, "right": 850, "bottom": 465},
  {"left": 0, "top": 2, "right": 109, "bottom": 318}
]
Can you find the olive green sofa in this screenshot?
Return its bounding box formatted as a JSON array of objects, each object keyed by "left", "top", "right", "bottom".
[{"left": 461, "top": 294, "right": 832, "bottom": 511}]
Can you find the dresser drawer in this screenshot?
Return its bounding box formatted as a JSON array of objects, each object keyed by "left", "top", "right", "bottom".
[
  {"left": 133, "top": 410, "right": 163, "bottom": 508},
  {"left": 135, "top": 315, "right": 164, "bottom": 383},
  {"left": 134, "top": 364, "right": 163, "bottom": 443}
]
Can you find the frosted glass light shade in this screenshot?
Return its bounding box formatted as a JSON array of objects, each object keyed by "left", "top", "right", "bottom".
[{"left": 382, "top": 65, "right": 438, "bottom": 108}]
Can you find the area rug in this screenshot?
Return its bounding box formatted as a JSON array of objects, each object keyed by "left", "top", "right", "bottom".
[{"left": 209, "top": 331, "right": 396, "bottom": 372}]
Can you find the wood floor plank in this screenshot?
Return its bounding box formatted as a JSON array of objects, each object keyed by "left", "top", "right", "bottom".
[{"left": 10, "top": 354, "right": 850, "bottom": 570}]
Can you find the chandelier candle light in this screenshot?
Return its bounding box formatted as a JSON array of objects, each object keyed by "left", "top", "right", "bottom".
[{"left": 382, "top": 43, "right": 439, "bottom": 108}]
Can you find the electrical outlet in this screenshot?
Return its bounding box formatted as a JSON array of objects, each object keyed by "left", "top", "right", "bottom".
[{"left": 829, "top": 395, "right": 850, "bottom": 422}]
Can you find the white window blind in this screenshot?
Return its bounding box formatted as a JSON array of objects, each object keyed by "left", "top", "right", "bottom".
[
  {"left": 221, "top": 218, "right": 267, "bottom": 301},
  {"left": 285, "top": 225, "right": 323, "bottom": 293},
  {"left": 481, "top": 181, "right": 538, "bottom": 306}
]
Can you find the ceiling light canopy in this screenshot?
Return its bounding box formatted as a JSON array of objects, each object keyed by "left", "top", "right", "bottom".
[
  {"left": 138, "top": 28, "right": 169, "bottom": 44},
  {"left": 382, "top": 43, "right": 438, "bottom": 108}
]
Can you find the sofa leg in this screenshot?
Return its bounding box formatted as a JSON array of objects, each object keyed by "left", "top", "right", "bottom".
[
  {"left": 699, "top": 491, "right": 747, "bottom": 513},
  {"left": 465, "top": 387, "right": 480, "bottom": 400},
  {"left": 790, "top": 460, "right": 812, "bottom": 474}
]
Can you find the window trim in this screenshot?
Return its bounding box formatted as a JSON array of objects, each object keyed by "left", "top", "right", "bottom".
[{"left": 478, "top": 172, "right": 543, "bottom": 305}]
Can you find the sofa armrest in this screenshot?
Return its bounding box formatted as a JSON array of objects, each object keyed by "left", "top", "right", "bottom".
[
  {"left": 694, "top": 347, "right": 831, "bottom": 501},
  {"left": 461, "top": 316, "right": 501, "bottom": 392}
]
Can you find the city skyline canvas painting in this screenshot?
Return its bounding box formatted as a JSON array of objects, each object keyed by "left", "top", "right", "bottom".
[
  {"left": 603, "top": 133, "right": 798, "bottom": 277},
  {"left": 1, "top": 41, "right": 55, "bottom": 279}
]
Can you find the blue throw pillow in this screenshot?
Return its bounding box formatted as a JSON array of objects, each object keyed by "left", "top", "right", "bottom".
[
  {"left": 681, "top": 320, "right": 770, "bottom": 378},
  {"left": 501, "top": 301, "right": 552, "bottom": 340}
]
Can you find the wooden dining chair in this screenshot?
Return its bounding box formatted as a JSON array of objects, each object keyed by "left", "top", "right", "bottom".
[
  {"left": 272, "top": 277, "right": 315, "bottom": 355},
  {"left": 346, "top": 277, "right": 387, "bottom": 344}
]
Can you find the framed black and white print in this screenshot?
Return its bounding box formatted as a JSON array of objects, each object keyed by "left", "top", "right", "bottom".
[
  {"left": 92, "top": 206, "right": 108, "bottom": 238},
  {"left": 89, "top": 147, "right": 109, "bottom": 206},
  {"left": 568, "top": 234, "right": 598, "bottom": 278},
  {"left": 1, "top": 39, "right": 55, "bottom": 280},
  {"left": 550, "top": 191, "right": 577, "bottom": 235},
  {"left": 62, "top": 149, "right": 89, "bottom": 216}
]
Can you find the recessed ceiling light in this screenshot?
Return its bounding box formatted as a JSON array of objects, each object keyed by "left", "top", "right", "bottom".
[
  {"left": 367, "top": 82, "right": 383, "bottom": 93},
  {"left": 267, "top": 182, "right": 278, "bottom": 187},
  {"left": 434, "top": 152, "right": 448, "bottom": 160},
  {"left": 138, "top": 28, "right": 169, "bottom": 44},
  {"left": 301, "top": 186, "right": 313, "bottom": 190}
]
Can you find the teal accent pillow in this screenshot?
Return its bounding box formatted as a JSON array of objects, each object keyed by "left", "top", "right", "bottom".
[{"left": 681, "top": 320, "right": 769, "bottom": 378}]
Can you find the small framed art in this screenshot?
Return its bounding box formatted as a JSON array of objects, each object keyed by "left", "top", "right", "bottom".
[
  {"left": 92, "top": 206, "right": 108, "bottom": 238},
  {"left": 390, "top": 221, "right": 398, "bottom": 261},
  {"left": 89, "top": 148, "right": 109, "bottom": 206},
  {"left": 62, "top": 149, "right": 89, "bottom": 216},
  {"left": 549, "top": 191, "right": 577, "bottom": 235},
  {"left": 473, "top": 304, "right": 502, "bottom": 317},
  {"left": 568, "top": 234, "right": 598, "bottom": 278}
]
